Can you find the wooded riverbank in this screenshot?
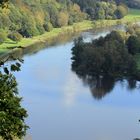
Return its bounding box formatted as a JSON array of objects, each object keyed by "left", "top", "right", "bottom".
[{"left": 0, "top": 9, "right": 140, "bottom": 58}]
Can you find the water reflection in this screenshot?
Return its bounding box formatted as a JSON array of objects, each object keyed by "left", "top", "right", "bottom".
[
  {"left": 1, "top": 27, "right": 140, "bottom": 140},
  {"left": 127, "top": 79, "right": 137, "bottom": 90},
  {"left": 85, "top": 76, "right": 115, "bottom": 100},
  {"left": 75, "top": 74, "right": 140, "bottom": 100},
  {"left": 0, "top": 33, "right": 79, "bottom": 61}
]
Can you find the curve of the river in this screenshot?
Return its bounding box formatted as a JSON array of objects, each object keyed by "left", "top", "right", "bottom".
[{"left": 13, "top": 25, "right": 140, "bottom": 140}]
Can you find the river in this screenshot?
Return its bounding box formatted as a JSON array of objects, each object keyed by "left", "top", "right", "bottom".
[{"left": 11, "top": 26, "right": 140, "bottom": 140}]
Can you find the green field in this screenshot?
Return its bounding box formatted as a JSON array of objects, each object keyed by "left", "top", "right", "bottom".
[
  {"left": 0, "top": 8, "right": 140, "bottom": 54},
  {"left": 128, "top": 9, "right": 140, "bottom": 16},
  {"left": 0, "top": 21, "right": 93, "bottom": 54},
  {"left": 123, "top": 9, "right": 140, "bottom": 21}
]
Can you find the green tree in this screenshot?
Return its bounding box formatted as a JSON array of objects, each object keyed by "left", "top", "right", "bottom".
[
  {"left": 71, "top": 37, "right": 84, "bottom": 68},
  {"left": 97, "top": 7, "right": 105, "bottom": 19},
  {"left": 18, "top": 14, "right": 39, "bottom": 37},
  {"left": 0, "top": 58, "right": 28, "bottom": 140},
  {"left": 46, "top": 4, "right": 59, "bottom": 27},
  {"left": 115, "top": 5, "right": 128, "bottom": 19},
  {"left": 72, "top": 31, "right": 138, "bottom": 78},
  {"left": 69, "top": 3, "right": 85, "bottom": 23},
  {"left": 126, "top": 35, "right": 140, "bottom": 55},
  {"left": 57, "top": 11, "right": 69, "bottom": 27},
  {"left": 43, "top": 22, "right": 53, "bottom": 32}
]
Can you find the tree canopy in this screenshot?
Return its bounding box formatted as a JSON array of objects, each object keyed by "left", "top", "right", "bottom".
[
  {"left": 71, "top": 28, "right": 140, "bottom": 100},
  {"left": 0, "top": 57, "right": 28, "bottom": 140},
  {"left": 71, "top": 30, "right": 140, "bottom": 80},
  {"left": 0, "top": 0, "right": 129, "bottom": 40}
]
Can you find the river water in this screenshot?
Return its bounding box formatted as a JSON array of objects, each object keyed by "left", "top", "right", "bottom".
[{"left": 12, "top": 26, "right": 140, "bottom": 140}]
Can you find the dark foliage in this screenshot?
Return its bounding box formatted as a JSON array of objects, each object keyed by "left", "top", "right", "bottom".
[
  {"left": 126, "top": 35, "right": 140, "bottom": 55},
  {"left": 0, "top": 57, "right": 28, "bottom": 140},
  {"left": 72, "top": 31, "right": 139, "bottom": 80},
  {"left": 8, "top": 32, "right": 22, "bottom": 42}
]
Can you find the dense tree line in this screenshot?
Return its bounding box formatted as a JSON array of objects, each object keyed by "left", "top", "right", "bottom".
[
  {"left": 0, "top": 0, "right": 86, "bottom": 38},
  {"left": 0, "top": 0, "right": 129, "bottom": 43},
  {"left": 71, "top": 28, "right": 140, "bottom": 80},
  {"left": 72, "top": 0, "right": 128, "bottom": 19}
]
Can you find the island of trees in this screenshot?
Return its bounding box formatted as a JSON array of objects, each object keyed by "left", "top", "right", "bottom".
[
  {"left": 72, "top": 24, "right": 140, "bottom": 80},
  {"left": 71, "top": 24, "right": 140, "bottom": 100}
]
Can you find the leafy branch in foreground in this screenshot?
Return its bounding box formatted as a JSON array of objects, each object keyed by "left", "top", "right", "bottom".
[
  {"left": 0, "top": 0, "right": 9, "bottom": 8},
  {"left": 0, "top": 56, "right": 28, "bottom": 140}
]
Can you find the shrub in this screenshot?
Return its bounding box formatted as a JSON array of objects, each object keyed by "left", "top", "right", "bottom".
[
  {"left": 68, "top": 17, "right": 74, "bottom": 25},
  {"left": 43, "top": 22, "right": 53, "bottom": 32},
  {"left": 8, "top": 32, "right": 22, "bottom": 42},
  {"left": 0, "top": 31, "right": 6, "bottom": 44},
  {"left": 36, "top": 23, "right": 45, "bottom": 34},
  {"left": 115, "top": 5, "right": 128, "bottom": 19},
  {"left": 57, "top": 12, "right": 69, "bottom": 27}
]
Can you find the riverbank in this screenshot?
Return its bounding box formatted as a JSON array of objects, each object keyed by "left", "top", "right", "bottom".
[{"left": 0, "top": 9, "right": 140, "bottom": 56}]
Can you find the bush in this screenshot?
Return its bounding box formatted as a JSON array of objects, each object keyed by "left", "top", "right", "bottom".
[
  {"left": 0, "top": 31, "right": 6, "bottom": 44},
  {"left": 57, "top": 12, "right": 69, "bottom": 27},
  {"left": 115, "top": 5, "right": 128, "bottom": 19},
  {"left": 43, "top": 22, "right": 53, "bottom": 32},
  {"left": 8, "top": 32, "right": 22, "bottom": 42},
  {"left": 68, "top": 17, "right": 74, "bottom": 25},
  {"left": 36, "top": 23, "right": 45, "bottom": 34}
]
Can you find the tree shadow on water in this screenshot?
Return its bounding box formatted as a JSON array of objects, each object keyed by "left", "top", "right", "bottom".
[
  {"left": 80, "top": 75, "right": 115, "bottom": 100},
  {"left": 75, "top": 72, "right": 140, "bottom": 100}
]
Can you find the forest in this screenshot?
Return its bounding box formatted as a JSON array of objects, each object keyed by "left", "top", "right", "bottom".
[{"left": 0, "top": 0, "right": 129, "bottom": 44}]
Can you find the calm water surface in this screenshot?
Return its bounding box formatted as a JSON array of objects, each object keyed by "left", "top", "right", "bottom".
[{"left": 13, "top": 27, "right": 140, "bottom": 140}]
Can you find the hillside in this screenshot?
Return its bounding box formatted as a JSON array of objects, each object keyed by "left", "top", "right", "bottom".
[
  {"left": 0, "top": 0, "right": 128, "bottom": 39},
  {"left": 0, "top": 0, "right": 86, "bottom": 37}
]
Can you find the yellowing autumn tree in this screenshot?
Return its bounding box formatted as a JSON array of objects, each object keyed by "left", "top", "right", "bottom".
[{"left": 57, "top": 11, "right": 69, "bottom": 27}]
